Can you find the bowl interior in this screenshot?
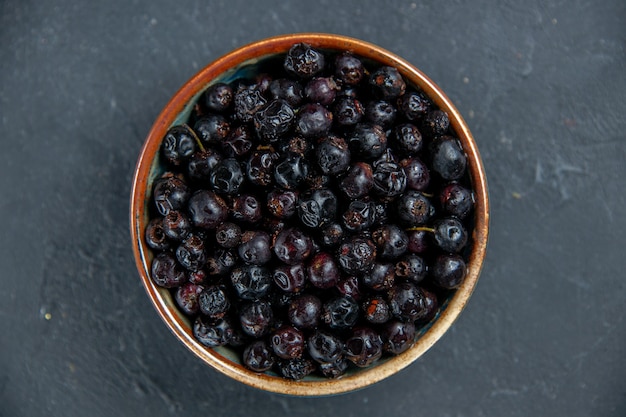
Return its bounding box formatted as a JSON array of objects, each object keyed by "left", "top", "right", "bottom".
[{"left": 131, "top": 33, "right": 489, "bottom": 396}]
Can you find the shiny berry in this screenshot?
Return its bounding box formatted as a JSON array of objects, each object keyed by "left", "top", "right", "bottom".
[
  {"left": 398, "top": 91, "right": 430, "bottom": 121},
  {"left": 273, "top": 263, "right": 307, "bottom": 293},
  {"left": 193, "top": 316, "right": 234, "bottom": 347},
  {"left": 307, "top": 330, "right": 344, "bottom": 363},
  {"left": 365, "top": 100, "right": 396, "bottom": 128},
  {"left": 269, "top": 78, "right": 304, "bottom": 107},
  {"left": 334, "top": 52, "right": 365, "bottom": 85},
  {"left": 163, "top": 210, "right": 192, "bottom": 241},
  {"left": 400, "top": 157, "right": 430, "bottom": 191},
  {"left": 239, "top": 301, "right": 274, "bottom": 337},
  {"left": 174, "top": 282, "right": 204, "bottom": 315},
  {"left": 288, "top": 294, "right": 322, "bottom": 329},
  {"left": 372, "top": 150, "right": 407, "bottom": 197},
  {"left": 204, "top": 82, "right": 233, "bottom": 113},
  {"left": 284, "top": 43, "right": 325, "bottom": 79},
  {"left": 187, "top": 269, "right": 207, "bottom": 285},
  {"left": 333, "top": 96, "right": 364, "bottom": 126},
  {"left": 234, "top": 85, "right": 267, "bottom": 122},
  {"left": 193, "top": 114, "right": 230, "bottom": 146},
  {"left": 319, "top": 358, "right": 349, "bottom": 379},
  {"left": 273, "top": 227, "right": 313, "bottom": 265},
  {"left": 439, "top": 183, "right": 473, "bottom": 219},
  {"left": 187, "top": 149, "right": 222, "bottom": 181},
  {"left": 316, "top": 135, "right": 351, "bottom": 175},
  {"left": 152, "top": 175, "right": 190, "bottom": 216},
  {"left": 336, "top": 275, "right": 362, "bottom": 301},
  {"left": 322, "top": 296, "right": 359, "bottom": 329},
  {"left": 337, "top": 236, "right": 377, "bottom": 274},
  {"left": 372, "top": 224, "right": 408, "bottom": 260},
  {"left": 307, "top": 252, "right": 341, "bottom": 289},
  {"left": 421, "top": 109, "right": 450, "bottom": 137},
  {"left": 232, "top": 194, "right": 262, "bottom": 224},
  {"left": 210, "top": 158, "right": 244, "bottom": 195},
  {"left": 145, "top": 218, "right": 169, "bottom": 251},
  {"left": 297, "top": 188, "right": 338, "bottom": 229},
  {"left": 205, "top": 249, "right": 236, "bottom": 276},
  {"left": 362, "top": 295, "right": 391, "bottom": 324},
  {"left": 238, "top": 231, "right": 272, "bottom": 265},
  {"left": 362, "top": 262, "right": 395, "bottom": 291},
  {"left": 266, "top": 189, "right": 298, "bottom": 219},
  {"left": 230, "top": 265, "right": 272, "bottom": 300},
  {"left": 388, "top": 281, "right": 429, "bottom": 322},
  {"left": 221, "top": 124, "right": 254, "bottom": 158},
  {"left": 432, "top": 253, "right": 467, "bottom": 289},
  {"left": 215, "top": 222, "right": 242, "bottom": 248},
  {"left": 243, "top": 340, "right": 275, "bottom": 372},
  {"left": 349, "top": 123, "right": 387, "bottom": 160},
  {"left": 339, "top": 162, "right": 374, "bottom": 199},
  {"left": 274, "top": 153, "right": 309, "bottom": 190},
  {"left": 188, "top": 190, "right": 229, "bottom": 229},
  {"left": 271, "top": 325, "right": 305, "bottom": 359},
  {"left": 430, "top": 136, "right": 467, "bottom": 180},
  {"left": 296, "top": 103, "right": 333, "bottom": 138},
  {"left": 345, "top": 327, "right": 383, "bottom": 367},
  {"left": 276, "top": 357, "right": 316, "bottom": 380},
  {"left": 151, "top": 252, "right": 186, "bottom": 288},
  {"left": 392, "top": 123, "right": 422, "bottom": 154},
  {"left": 396, "top": 190, "right": 435, "bottom": 226},
  {"left": 407, "top": 229, "right": 430, "bottom": 253},
  {"left": 246, "top": 149, "right": 279, "bottom": 187},
  {"left": 305, "top": 77, "right": 339, "bottom": 105},
  {"left": 395, "top": 253, "right": 427, "bottom": 283},
  {"left": 320, "top": 223, "right": 344, "bottom": 248},
  {"left": 161, "top": 125, "right": 197, "bottom": 166},
  {"left": 254, "top": 99, "right": 295, "bottom": 142},
  {"left": 381, "top": 321, "right": 416, "bottom": 354},
  {"left": 369, "top": 66, "right": 406, "bottom": 100},
  {"left": 416, "top": 288, "right": 439, "bottom": 323},
  {"left": 198, "top": 285, "right": 230, "bottom": 320},
  {"left": 175, "top": 234, "right": 207, "bottom": 271},
  {"left": 342, "top": 200, "right": 375, "bottom": 232},
  {"left": 434, "top": 218, "right": 468, "bottom": 253}
]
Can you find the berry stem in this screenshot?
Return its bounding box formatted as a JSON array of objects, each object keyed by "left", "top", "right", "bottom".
[
  {"left": 406, "top": 226, "right": 435, "bottom": 233},
  {"left": 184, "top": 124, "right": 206, "bottom": 153}
]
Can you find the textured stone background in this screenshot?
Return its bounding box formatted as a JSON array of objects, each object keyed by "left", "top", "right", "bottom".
[{"left": 1, "top": 1, "right": 624, "bottom": 416}]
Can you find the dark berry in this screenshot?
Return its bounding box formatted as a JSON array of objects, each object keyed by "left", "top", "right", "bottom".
[
  {"left": 400, "top": 157, "right": 430, "bottom": 191},
  {"left": 398, "top": 91, "right": 430, "bottom": 121},
  {"left": 232, "top": 194, "right": 262, "bottom": 224},
  {"left": 372, "top": 224, "right": 408, "bottom": 260},
  {"left": 204, "top": 82, "right": 233, "bottom": 113},
  {"left": 307, "top": 330, "right": 344, "bottom": 363},
  {"left": 369, "top": 66, "right": 406, "bottom": 100},
  {"left": 333, "top": 96, "right": 364, "bottom": 126},
  {"left": 365, "top": 100, "right": 397, "bottom": 128},
  {"left": 230, "top": 265, "right": 272, "bottom": 300},
  {"left": 243, "top": 340, "right": 275, "bottom": 372},
  {"left": 344, "top": 327, "right": 383, "bottom": 367},
  {"left": 274, "top": 153, "right": 309, "bottom": 190},
  {"left": 297, "top": 188, "right": 338, "bottom": 229},
  {"left": 153, "top": 175, "right": 190, "bottom": 216},
  {"left": 277, "top": 135, "right": 312, "bottom": 156},
  {"left": 362, "top": 295, "right": 391, "bottom": 324},
  {"left": 151, "top": 252, "right": 186, "bottom": 288},
  {"left": 145, "top": 218, "right": 169, "bottom": 251},
  {"left": 322, "top": 296, "right": 359, "bottom": 329},
  {"left": 334, "top": 52, "right": 365, "bottom": 85},
  {"left": 363, "top": 262, "right": 395, "bottom": 291},
  {"left": 320, "top": 223, "right": 344, "bottom": 248},
  {"left": 421, "top": 110, "right": 450, "bottom": 137},
  {"left": 416, "top": 288, "right": 439, "bottom": 323},
  {"left": 205, "top": 249, "right": 237, "bottom": 276},
  {"left": 273, "top": 263, "right": 307, "bottom": 293},
  {"left": 238, "top": 231, "right": 271, "bottom": 265},
  {"left": 174, "top": 282, "right": 204, "bottom": 315},
  {"left": 388, "top": 281, "right": 429, "bottom": 322},
  {"left": 210, "top": 158, "right": 244, "bottom": 195},
  {"left": 319, "top": 358, "right": 349, "bottom": 379},
  {"left": 431, "top": 253, "right": 467, "bottom": 289},
  {"left": 276, "top": 357, "right": 316, "bottom": 380},
  {"left": 392, "top": 123, "right": 422, "bottom": 154},
  {"left": 198, "top": 285, "right": 230, "bottom": 320},
  {"left": 407, "top": 229, "right": 430, "bottom": 254},
  {"left": 187, "top": 149, "right": 222, "bottom": 181},
  {"left": 193, "top": 316, "right": 234, "bottom": 347},
  {"left": 337, "top": 236, "right": 377, "bottom": 274},
  {"left": 271, "top": 325, "right": 305, "bottom": 359},
  {"left": 395, "top": 253, "right": 427, "bottom": 283},
  {"left": 296, "top": 103, "right": 333, "bottom": 138},
  {"left": 187, "top": 269, "right": 207, "bottom": 285},
  {"left": 254, "top": 99, "right": 295, "bottom": 142},
  {"left": 187, "top": 190, "right": 229, "bottom": 229},
  {"left": 381, "top": 321, "right": 416, "bottom": 354},
  {"left": 234, "top": 85, "right": 267, "bottom": 123},
  {"left": 246, "top": 149, "right": 279, "bottom": 187},
  {"left": 239, "top": 301, "right": 274, "bottom": 337},
  {"left": 396, "top": 190, "right": 435, "bottom": 226},
  {"left": 430, "top": 136, "right": 467, "bottom": 181},
  {"left": 215, "top": 222, "right": 242, "bottom": 249},
  {"left": 336, "top": 275, "right": 362, "bottom": 301},
  {"left": 372, "top": 202, "right": 389, "bottom": 227},
  {"left": 348, "top": 123, "right": 387, "bottom": 160},
  {"left": 161, "top": 125, "right": 197, "bottom": 166},
  {"left": 266, "top": 189, "right": 298, "bottom": 219},
  {"left": 439, "top": 183, "right": 473, "bottom": 219},
  {"left": 339, "top": 162, "right": 374, "bottom": 199},
  {"left": 305, "top": 77, "right": 339, "bottom": 105},
  {"left": 273, "top": 227, "right": 313, "bottom": 265},
  {"left": 307, "top": 252, "right": 341, "bottom": 289},
  {"left": 342, "top": 200, "right": 376, "bottom": 232},
  {"left": 175, "top": 234, "right": 207, "bottom": 271},
  {"left": 254, "top": 73, "right": 273, "bottom": 93},
  {"left": 284, "top": 43, "right": 325, "bottom": 79},
  {"left": 316, "top": 135, "right": 351, "bottom": 175},
  {"left": 269, "top": 78, "right": 304, "bottom": 107},
  {"left": 163, "top": 210, "right": 192, "bottom": 241},
  {"left": 193, "top": 115, "right": 230, "bottom": 146},
  {"left": 434, "top": 218, "right": 468, "bottom": 253},
  {"left": 221, "top": 124, "right": 254, "bottom": 158},
  {"left": 288, "top": 294, "right": 322, "bottom": 329}
]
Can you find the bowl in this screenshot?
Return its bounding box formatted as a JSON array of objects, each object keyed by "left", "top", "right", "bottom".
[{"left": 130, "top": 33, "right": 489, "bottom": 396}]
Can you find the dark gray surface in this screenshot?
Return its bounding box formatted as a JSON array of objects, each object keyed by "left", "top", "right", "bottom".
[{"left": 1, "top": 0, "right": 625, "bottom": 416}]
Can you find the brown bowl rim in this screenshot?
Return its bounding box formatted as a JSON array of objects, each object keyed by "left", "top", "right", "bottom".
[{"left": 130, "top": 32, "right": 489, "bottom": 396}]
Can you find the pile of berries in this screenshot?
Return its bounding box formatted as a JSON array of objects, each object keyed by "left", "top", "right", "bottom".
[{"left": 145, "top": 43, "right": 474, "bottom": 380}]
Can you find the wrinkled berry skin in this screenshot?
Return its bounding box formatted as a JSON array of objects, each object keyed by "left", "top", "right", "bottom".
[
  {"left": 174, "top": 282, "right": 204, "bottom": 315},
  {"left": 204, "top": 82, "right": 233, "bottom": 113},
  {"left": 372, "top": 224, "right": 408, "bottom": 260},
  {"left": 369, "top": 66, "right": 406, "bottom": 100},
  {"left": 339, "top": 162, "right": 374, "bottom": 199},
  {"left": 381, "top": 321, "right": 416, "bottom": 354},
  {"left": 316, "top": 135, "right": 351, "bottom": 175},
  {"left": 276, "top": 357, "right": 316, "bottom": 380},
  {"left": 269, "top": 78, "right": 303, "bottom": 107},
  {"left": 274, "top": 153, "right": 309, "bottom": 190},
  {"left": 322, "top": 296, "right": 360, "bottom": 329},
  {"left": 194, "top": 115, "right": 230, "bottom": 146},
  {"left": 388, "top": 282, "right": 430, "bottom": 322},
  {"left": 273, "top": 227, "right": 313, "bottom": 265},
  {"left": 254, "top": 99, "right": 295, "bottom": 142},
  {"left": 238, "top": 231, "right": 272, "bottom": 265},
  {"left": 395, "top": 253, "right": 427, "bottom": 283},
  {"left": 193, "top": 316, "right": 234, "bottom": 347},
  {"left": 271, "top": 325, "right": 305, "bottom": 360},
  {"left": 334, "top": 52, "right": 365, "bottom": 85},
  {"left": 145, "top": 218, "right": 169, "bottom": 251},
  {"left": 345, "top": 327, "right": 384, "bottom": 367},
  {"left": 198, "top": 285, "right": 230, "bottom": 320},
  {"left": 151, "top": 251, "right": 186, "bottom": 288},
  {"left": 284, "top": 43, "right": 325, "bottom": 79},
  {"left": 215, "top": 222, "right": 242, "bottom": 249},
  {"left": 161, "top": 125, "right": 197, "bottom": 166},
  {"left": 234, "top": 85, "right": 267, "bottom": 123},
  {"left": 296, "top": 103, "right": 333, "bottom": 138},
  {"left": 297, "top": 188, "right": 338, "bottom": 229},
  {"left": 398, "top": 91, "right": 430, "bottom": 121},
  {"left": 273, "top": 263, "right": 307, "bottom": 293},
  {"left": 153, "top": 176, "right": 190, "bottom": 216},
  {"left": 267, "top": 189, "right": 298, "bottom": 219},
  {"left": 337, "top": 236, "right": 377, "bottom": 275},
  {"left": 175, "top": 234, "right": 207, "bottom": 271},
  {"left": 307, "top": 330, "right": 344, "bottom": 363},
  {"left": 243, "top": 340, "right": 275, "bottom": 372},
  {"left": 230, "top": 265, "right": 272, "bottom": 300},
  {"left": 392, "top": 123, "right": 422, "bottom": 154},
  {"left": 239, "top": 301, "right": 274, "bottom": 337},
  {"left": 349, "top": 123, "right": 387, "bottom": 160}
]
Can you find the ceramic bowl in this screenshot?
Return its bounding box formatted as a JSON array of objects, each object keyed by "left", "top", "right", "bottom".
[{"left": 130, "top": 33, "right": 489, "bottom": 396}]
